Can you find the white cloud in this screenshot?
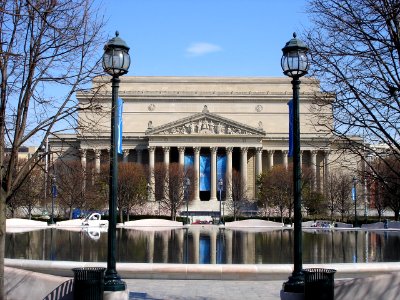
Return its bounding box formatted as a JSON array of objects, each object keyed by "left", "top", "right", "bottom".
[{"left": 186, "top": 42, "right": 222, "bottom": 56}]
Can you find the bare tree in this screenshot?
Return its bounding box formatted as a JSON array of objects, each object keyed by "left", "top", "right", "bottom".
[
  {"left": 325, "top": 171, "right": 346, "bottom": 221},
  {"left": 154, "top": 163, "right": 194, "bottom": 221},
  {"left": 305, "top": 0, "right": 400, "bottom": 192},
  {"left": 0, "top": 1, "right": 105, "bottom": 295},
  {"left": 117, "top": 162, "right": 148, "bottom": 223},
  {"left": 54, "top": 160, "right": 89, "bottom": 219},
  {"left": 227, "top": 169, "right": 250, "bottom": 221},
  {"left": 380, "top": 157, "right": 400, "bottom": 220},
  {"left": 335, "top": 174, "right": 353, "bottom": 222},
  {"left": 14, "top": 167, "right": 43, "bottom": 219}
]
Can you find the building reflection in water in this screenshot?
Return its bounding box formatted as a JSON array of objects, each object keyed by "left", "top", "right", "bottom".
[{"left": 5, "top": 228, "right": 400, "bottom": 264}]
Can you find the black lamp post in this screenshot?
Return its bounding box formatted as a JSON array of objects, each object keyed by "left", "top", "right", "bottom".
[
  {"left": 353, "top": 176, "right": 357, "bottom": 227},
  {"left": 218, "top": 178, "right": 223, "bottom": 224},
  {"left": 281, "top": 32, "right": 309, "bottom": 293},
  {"left": 50, "top": 176, "right": 56, "bottom": 225},
  {"left": 184, "top": 177, "right": 191, "bottom": 224},
  {"left": 102, "top": 31, "right": 130, "bottom": 292}
]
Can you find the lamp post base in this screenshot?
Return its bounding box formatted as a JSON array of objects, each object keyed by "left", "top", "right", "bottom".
[
  {"left": 104, "top": 289, "right": 129, "bottom": 300},
  {"left": 283, "top": 273, "right": 304, "bottom": 293},
  {"left": 104, "top": 274, "right": 126, "bottom": 292}
]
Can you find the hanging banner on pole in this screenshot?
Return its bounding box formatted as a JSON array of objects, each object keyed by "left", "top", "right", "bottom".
[
  {"left": 217, "top": 155, "right": 226, "bottom": 190},
  {"left": 288, "top": 99, "right": 293, "bottom": 157},
  {"left": 117, "top": 98, "right": 124, "bottom": 155}
]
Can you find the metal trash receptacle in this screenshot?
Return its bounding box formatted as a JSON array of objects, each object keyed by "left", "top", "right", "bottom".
[
  {"left": 72, "top": 267, "right": 106, "bottom": 300},
  {"left": 303, "top": 268, "right": 336, "bottom": 300}
]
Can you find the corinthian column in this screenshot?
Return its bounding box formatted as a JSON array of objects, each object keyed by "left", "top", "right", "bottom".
[
  {"left": 282, "top": 150, "right": 289, "bottom": 169},
  {"left": 178, "top": 147, "right": 185, "bottom": 167},
  {"left": 148, "top": 146, "right": 156, "bottom": 201},
  {"left": 122, "top": 149, "right": 129, "bottom": 163},
  {"left": 255, "top": 147, "right": 263, "bottom": 177},
  {"left": 210, "top": 147, "right": 218, "bottom": 201},
  {"left": 163, "top": 147, "right": 170, "bottom": 200},
  {"left": 193, "top": 147, "right": 201, "bottom": 202},
  {"left": 241, "top": 147, "right": 248, "bottom": 193},
  {"left": 94, "top": 149, "right": 101, "bottom": 174},
  {"left": 311, "top": 150, "right": 318, "bottom": 191},
  {"left": 226, "top": 147, "right": 233, "bottom": 201},
  {"left": 267, "top": 150, "right": 275, "bottom": 170}
]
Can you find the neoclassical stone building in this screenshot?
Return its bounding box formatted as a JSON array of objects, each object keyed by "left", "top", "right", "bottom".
[{"left": 51, "top": 76, "right": 352, "bottom": 215}]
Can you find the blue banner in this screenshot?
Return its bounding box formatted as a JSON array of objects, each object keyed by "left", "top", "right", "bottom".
[
  {"left": 217, "top": 155, "right": 226, "bottom": 190},
  {"left": 352, "top": 186, "right": 356, "bottom": 202},
  {"left": 288, "top": 99, "right": 293, "bottom": 157},
  {"left": 200, "top": 155, "right": 211, "bottom": 191},
  {"left": 52, "top": 184, "right": 57, "bottom": 198},
  {"left": 117, "top": 98, "right": 123, "bottom": 155},
  {"left": 199, "top": 236, "right": 211, "bottom": 264},
  {"left": 184, "top": 155, "right": 194, "bottom": 170}
]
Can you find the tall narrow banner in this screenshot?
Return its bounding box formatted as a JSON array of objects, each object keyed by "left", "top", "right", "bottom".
[
  {"left": 200, "top": 154, "right": 211, "bottom": 191},
  {"left": 184, "top": 155, "right": 194, "bottom": 170},
  {"left": 352, "top": 186, "right": 356, "bottom": 202},
  {"left": 288, "top": 99, "right": 293, "bottom": 157},
  {"left": 217, "top": 155, "right": 226, "bottom": 190},
  {"left": 117, "top": 98, "right": 124, "bottom": 155}
]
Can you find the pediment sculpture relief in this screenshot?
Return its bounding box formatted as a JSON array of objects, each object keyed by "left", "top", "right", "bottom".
[{"left": 159, "top": 118, "right": 253, "bottom": 135}]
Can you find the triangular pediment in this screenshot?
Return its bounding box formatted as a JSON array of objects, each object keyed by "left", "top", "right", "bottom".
[{"left": 146, "top": 106, "right": 265, "bottom": 136}]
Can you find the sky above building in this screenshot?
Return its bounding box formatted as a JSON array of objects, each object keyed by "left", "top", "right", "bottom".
[{"left": 97, "top": 0, "right": 310, "bottom": 77}]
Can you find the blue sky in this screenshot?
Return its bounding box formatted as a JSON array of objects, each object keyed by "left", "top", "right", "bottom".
[{"left": 98, "top": 0, "right": 309, "bottom": 77}]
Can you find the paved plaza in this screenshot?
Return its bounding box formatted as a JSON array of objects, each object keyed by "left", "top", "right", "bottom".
[{"left": 5, "top": 266, "right": 400, "bottom": 300}]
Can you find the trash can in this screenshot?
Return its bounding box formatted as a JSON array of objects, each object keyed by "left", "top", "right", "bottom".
[
  {"left": 72, "top": 267, "right": 106, "bottom": 300},
  {"left": 303, "top": 268, "right": 336, "bottom": 300}
]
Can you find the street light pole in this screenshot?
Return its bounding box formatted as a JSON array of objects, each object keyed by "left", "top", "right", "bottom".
[
  {"left": 185, "top": 177, "right": 191, "bottom": 224},
  {"left": 353, "top": 176, "right": 358, "bottom": 227},
  {"left": 102, "top": 31, "right": 130, "bottom": 292},
  {"left": 50, "top": 176, "right": 56, "bottom": 225},
  {"left": 218, "top": 178, "right": 223, "bottom": 224},
  {"left": 281, "top": 33, "right": 309, "bottom": 294}
]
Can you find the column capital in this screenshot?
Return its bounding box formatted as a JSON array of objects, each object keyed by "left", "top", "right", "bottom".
[
  {"left": 193, "top": 146, "right": 201, "bottom": 154},
  {"left": 226, "top": 146, "right": 233, "bottom": 153},
  {"left": 123, "top": 149, "right": 130, "bottom": 156},
  {"left": 282, "top": 150, "right": 289, "bottom": 155},
  {"left": 94, "top": 149, "right": 101, "bottom": 158},
  {"left": 241, "top": 147, "right": 249, "bottom": 153},
  {"left": 311, "top": 150, "right": 318, "bottom": 155},
  {"left": 178, "top": 146, "right": 185, "bottom": 154},
  {"left": 79, "top": 148, "right": 87, "bottom": 156},
  {"left": 256, "top": 147, "right": 263, "bottom": 154},
  {"left": 163, "top": 146, "right": 170, "bottom": 153},
  {"left": 210, "top": 147, "right": 218, "bottom": 154},
  {"left": 148, "top": 146, "right": 156, "bottom": 153},
  {"left": 267, "top": 149, "right": 275, "bottom": 154}
]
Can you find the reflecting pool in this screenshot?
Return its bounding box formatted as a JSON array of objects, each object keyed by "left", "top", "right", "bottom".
[{"left": 6, "top": 227, "right": 400, "bottom": 264}]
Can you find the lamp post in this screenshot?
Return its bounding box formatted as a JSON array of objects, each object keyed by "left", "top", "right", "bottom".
[
  {"left": 102, "top": 31, "right": 130, "bottom": 292},
  {"left": 218, "top": 178, "right": 223, "bottom": 224},
  {"left": 281, "top": 32, "right": 309, "bottom": 293},
  {"left": 50, "top": 176, "right": 56, "bottom": 225},
  {"left": 184, "top": 177, "right": 191, "bottom": 224},
  {"left": 222, "top": 201, "right": 225, "bottom": 224},
  {"left": 353, "top": 176, "right": 358, "bottom": 227}
]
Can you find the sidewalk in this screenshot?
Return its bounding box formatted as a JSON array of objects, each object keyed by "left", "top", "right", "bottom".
[
  {"left": 126, "top": 279, "right": 282, "bottom": 300},
  {"left": 5, "top": 266, "right": 400, "bottom": 300}
]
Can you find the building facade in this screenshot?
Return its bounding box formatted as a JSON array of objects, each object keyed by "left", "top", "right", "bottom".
[{"left": 51, "top": 76, "right": 351, "bottom": 215}]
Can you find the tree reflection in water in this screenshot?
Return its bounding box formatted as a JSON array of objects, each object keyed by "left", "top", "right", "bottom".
[{"left": 5, "top": 228, "right": 400, "bottom": 264}]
